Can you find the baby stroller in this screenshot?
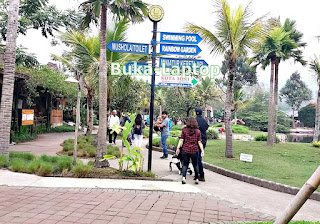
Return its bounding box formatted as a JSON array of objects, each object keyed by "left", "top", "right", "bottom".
[{"left": 169, "top": 150, "right": 192, "bottom": 175}]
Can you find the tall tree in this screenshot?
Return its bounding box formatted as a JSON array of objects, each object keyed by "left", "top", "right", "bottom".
[
  {"left": 197, "top": 76, "right": 219, "bottom": 108},
  {"left": 232, "top": 89, "right": 250, "bottom": 121},
  {"left": 155, "top": 89, "right": 165, "bottom": 116},
  {"left": 252, "top": 19, "right": 306, "bottom": 146},
  {"left": 0, "top": 0, "right": 81, "bottom": 41},
  {"left": 79, "top": 0, "right": 147, "bottom": 167},
  {"left": 280, "top": 71, "right": 312, "bottom": 127},
  {"left": 185, "top": 0, "right": 265, "bottom": 158},
  {"left": 0, "top": 0, "right": 20, "bottom": 154},
  {"left": 310, "top": 56, "right": 320, "bottom": 142}
]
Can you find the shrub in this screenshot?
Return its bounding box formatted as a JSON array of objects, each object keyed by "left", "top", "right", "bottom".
[
  {"left": 63, "top": 144, "right": 73, "bottom": 152},
  {"left": 87, "top": 160, "right": 94, "bottom": 166},
  {"left": 254, "top": 134, "right": 268, "bottom": 141},
  {"left": 207, "top": 127, "right": 219, "bottom": 140},
  {"left": 0, "top": 155, "right": 7, "bottom": 167},
  {"left": 51, "top": 126, "right": 75, "bottom": 133},
  {"left": 72, "top": 163, "right": 92, "bottom": 178},
  {"left": 298, "top": 104, "right": 316, "bottom": 128},
  {"left": 26, "top": 159, "right": 41, "bottom": 173},
  {"left": 313, "top": 141, "right": 320, "bottom": 147},
  {"left": 39, "top": 155, "right": 60, "bottom": 163},
  {"left": 171, "top": 125, "right": 183, "bottom": 130},
  {"left": 63, "top": 139, "right": 74, "bottom": 146},
  {"left": 232, "top": 125, "right": 249, "bottom": 134},
  {"left": 85, "top": 146, "right": 97, "bottom": 157},
  {"left": 167, "top": 137, "right": 179, "bottom": 146},
  {"left": 143, "top": 129, "right": 149, "bottom": 138},
  {"left": 57, "top": 157, "right": 73, "bottom": 172},
  {"left": 9, "top": 158, "right": 25, "bottom": 172},
  {"left": 152, "top": 138, "right": 161, "bottom": 147},
  {"left": 9, "top": 152, "right": 35, "bottom": 161},
  {"left": 211, "top": 123, "right": 223, "bottom": 128},
  {"left": 37, "top": 162, "right": 54, "bottom": 176},
  {"left": 107, "top": 145, "right": 121, "bottom": 158},
  {"left": 170, "top": 130, "right": 182, "bottom": 137}
]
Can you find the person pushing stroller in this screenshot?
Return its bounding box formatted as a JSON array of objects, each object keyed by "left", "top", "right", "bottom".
[{"left": 176, "top": 117, "right": 204, "bottom": 184}]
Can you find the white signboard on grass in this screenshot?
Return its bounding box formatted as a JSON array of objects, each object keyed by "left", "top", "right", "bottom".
[{"left": 240, "top": 153, "right": 253, "bottom": 162}]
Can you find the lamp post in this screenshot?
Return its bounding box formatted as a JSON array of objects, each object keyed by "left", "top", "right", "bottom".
[{"left": 65, "top": 72, "right": 82, "bottom": 165}]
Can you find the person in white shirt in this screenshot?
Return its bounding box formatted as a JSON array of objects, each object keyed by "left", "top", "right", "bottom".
[{"left": 108, "top": 110, "right": 120, "bottom": 144}]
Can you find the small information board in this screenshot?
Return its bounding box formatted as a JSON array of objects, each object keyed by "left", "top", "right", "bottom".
[
  {"left": 240, "top": 153, "right": 253, "bottom": 162},
  {"left": 22, "top": 109, "right": 34, "bottom": 126}
]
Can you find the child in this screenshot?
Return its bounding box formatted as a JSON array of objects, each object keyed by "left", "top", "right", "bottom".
[{"left": 154, "top": 116, "right": 162, "bottom": 132}]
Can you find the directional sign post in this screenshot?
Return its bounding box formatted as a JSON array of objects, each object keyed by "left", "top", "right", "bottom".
[
  {"left": 159, "top": 57, "right": 208, "bottom": 68},
  {"left": 160, "top": 43, "right": 201, "bottom": 56},
  {"left": 160, "top": 32, "right": 202, "bottom": 44},
  {"left": 107, "top": 41, "right": 149, "bottom": 54},
  {"left": 158, "top": 76, "right": 198, "bottom": 87}
]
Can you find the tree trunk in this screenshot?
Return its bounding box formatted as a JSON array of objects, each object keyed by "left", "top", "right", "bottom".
[
  {"left": 313, "top": 87, "right": 320, "bottom": 142},
  {"left": 273, "top": 61, "right": 279, "bottom": 143},
  {"left": 234, "top": 110, "right": 237, "bottom": 122},
  {"left": 225, "top": 60, "right": 235, "bottom": 158},
  {"left": 0, "top": 0, "right": 20, "bottom": 154},
  {"left": 86, "top": 89, "right": 94, "bottom": 136},
  {"left": 292, "top": 108, "right": 295, "bottom": 128},
  {"left": 94, "top": 5, "right": 109, "bottom": 168},
  {"left": 73, "top": 74, "right": 82, "bottom": 165},
  {"left": 267, "top": 59, "right": 275, "bottom": 146},
  {"left": 159, "top": 105, "right": 162, "bottom": 116}
]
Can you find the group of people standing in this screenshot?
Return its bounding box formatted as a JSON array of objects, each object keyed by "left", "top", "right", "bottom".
[
  {"left": 154, "top": 108, "right": 209, "bottom": 184},
  {"left": 107, "top": 110, "right": 145, "bottom": 148},
  {"left": 108, "top": 108, "right": 209, "bottom": 185}
]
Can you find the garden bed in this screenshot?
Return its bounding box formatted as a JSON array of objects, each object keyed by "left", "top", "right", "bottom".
[
  {"left": 58, "top": 136, "right": 121, "bottom": 158},
  {"left": 0, "top": 152, "right": 156, "bottom": 180}
]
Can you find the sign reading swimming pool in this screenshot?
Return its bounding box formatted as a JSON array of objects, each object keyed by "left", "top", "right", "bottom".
[
  {"left": 160, "top": 32, "right": 202, "bottom": 44},
  {"left": 107, "top": 41, "right": 149, "bottom": 54}
]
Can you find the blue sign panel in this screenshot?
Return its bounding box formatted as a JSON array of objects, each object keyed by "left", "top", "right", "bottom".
[
  {"left": 160, "top": 44, "right": 201, "bottom": 56},
  {"left": 160, "top": 32, "right": 202, "bottom": 44},
  {"left": 125, "top": 62, "right": 148, "bottom": 73},
  {"left": 159, "top": 57, "right": 208, "bottom": 68},
  {"left": 107, "top": 41, "right": 149, "bottom": 54}
]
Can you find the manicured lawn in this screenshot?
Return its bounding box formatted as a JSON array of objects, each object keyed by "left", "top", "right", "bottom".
[{"left": 204, "top": 140, "right": 320, "bottom": 190}]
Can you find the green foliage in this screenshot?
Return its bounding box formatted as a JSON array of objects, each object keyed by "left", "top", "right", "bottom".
[
  {"left": 254, "top": 134, "right": 268, "bottom": 141},
  {"left": 171, "top": 125, "right": 183, "bottom": 130},
  {"left": 37, "top": 162, "right": 54, "bottom": 176},
  {"left": 51, "top": 126, "right": 75, "bottom": 133},
  {"left": 152, "top": 138, "right": 161, "bottom": 147},
  {"left": 0, "top": 155, "right": 7, "bottom": 167},
  {"left": 207, "top": 127, "right": 219, "bottom": 140},
  {"left": 57, "top": 157, "right": 73, "bottom": 172},
  {"left": 72, "top": 163, "right": 92, "bottom": 178},
  {"left": 238, "top": 92, "right": 291, "bottom": 132},
  {"left": 107, "top": 145, "right": 121, "bottom": 158},
  {"left": 87, "top": 160, "right": 94, "bottom": 166},
  {"left": 211, "top": 123, "right": 223, "bottom": 127},
  {"left": 0, "top": 0, "right": 82, "bottom": 41},
  {"left": 143, "top": 129, "right": 149, "bottom": 138},
  {"left": 12, "top": 126, "right": 37, "bottom": 143},
  {"left": 9, "top": 158, "right": 26, "bottom": 172},
  {"left": 152, "top": 137, "right": 179, "bottom": 147},
  {"left": 232, "top": 125, "right": 249, "bottom": 134},
  {"left": 62, "top": 136, "right": 98, "bottom": 157},
  {"left": 280, "top": 72, "right": 312, "bottom": 112},
  {"left": 26, "top": 159, "right": 41, "bottom": 174},
  {"left": 170, "top": 130, "right": 182, "bottom": 137},
  {"left": 9, "top": 152, "right": 35, "bottom": 161},
  {"left": 298, "top": 104, "right": 316, "bottom": 128}
]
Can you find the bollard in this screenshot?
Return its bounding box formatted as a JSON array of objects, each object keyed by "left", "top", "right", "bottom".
[{"left": 274, "top": 166, "right": 320, "bottom": 224}]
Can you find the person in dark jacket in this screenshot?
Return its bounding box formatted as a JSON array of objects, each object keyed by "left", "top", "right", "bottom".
[{"left": 195, "top": 107, "right": 209, "bottom": 181}]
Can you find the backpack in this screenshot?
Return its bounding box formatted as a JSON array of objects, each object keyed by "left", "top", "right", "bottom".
[{"left": 134, "top": 125, "right": 142, "bottom": 135}]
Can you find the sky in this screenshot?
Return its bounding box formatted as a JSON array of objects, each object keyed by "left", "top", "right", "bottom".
[{"left": 16, "top": 0, "right": 320, "bottom": 100}]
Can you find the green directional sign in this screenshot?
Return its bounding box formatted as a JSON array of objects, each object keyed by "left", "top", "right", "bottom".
[{"left": 191, "top": 78, "right": 198, "bottom": 86}]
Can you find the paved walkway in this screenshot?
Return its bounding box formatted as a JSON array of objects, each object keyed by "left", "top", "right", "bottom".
[{"left": 7, "top": 132, "right": 320, "bottom": 222}]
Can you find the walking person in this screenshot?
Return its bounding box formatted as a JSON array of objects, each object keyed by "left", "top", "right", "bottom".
[
  {"left": 195, "top": 108, "right": 209, "bottom": 181},
  {"left": 176, "top": 117, "right": 204, "bottom": 184},
  {"left": 107, "top": 110, "right": 120, "bottom": 144},
  {"left": 132, "top": 114, "right": 145, "bottom": 148},
  {"left": 155, "top": 111, "right": 170, "bottom": 159}
]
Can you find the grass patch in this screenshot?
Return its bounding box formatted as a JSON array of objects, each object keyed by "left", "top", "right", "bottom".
[
  {"left": 72, "top": 163, "right": 93, "bottom": 178},
  {"left": 170, "top": 130, "right": 182, "bottom": 137},
  {"left": 60, "top": 135, "right": 112, "bottom": 158},
  {"left": 204, "top": 140, "right": 320, "bottom": 190},
  {"left": 9, "top": 152, "right": 35, "bottom": 160},
  {"left": 0, "top": 155, "right": 8, "bottom": 167},
  {"left": 152, "top": 137, "right": 179, "bottom": 147},
  {"left": 107, "top": 145, "right": 121, "bottom": 158},
  {"left": 171, "top": 125, "right": 183, "bottom": 130}
]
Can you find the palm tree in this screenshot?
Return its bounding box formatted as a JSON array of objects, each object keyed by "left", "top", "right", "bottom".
[
  {"left": 197, "top": 76, "right": 219, "bottom": 108},
  {"left": 79, "top": 0, "right": 148, "bottom": 167},
  {"left": 310, "top": 56, "right": 320, "bottom": 142},
  {"left": 0, "top": 0, "right": 20, "bottom": 154},
  {"left": 155, "top": 89, "right": 165, "bottom": 116},
  {"left": 252, "top": 19, "right": 306, "bottom": 146},
  {"left": 232, "top": 89, "right": 250, "bottom": 121},
  {"left": 185, "top": 0, "right": 265, "bottom": 158}
]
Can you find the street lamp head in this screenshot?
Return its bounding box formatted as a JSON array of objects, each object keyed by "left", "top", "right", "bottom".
[{"left": 65, "top": 77, "right": 79, "bottom": 83}]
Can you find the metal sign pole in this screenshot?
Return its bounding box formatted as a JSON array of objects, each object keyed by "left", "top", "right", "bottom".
[{"left": 148, "top": 21, "right": 158, "bottom": 171}]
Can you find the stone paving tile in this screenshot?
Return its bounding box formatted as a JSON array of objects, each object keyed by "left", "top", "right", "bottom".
[{"left": 0, "top": 186, "right": 272, "bottom": 223}]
